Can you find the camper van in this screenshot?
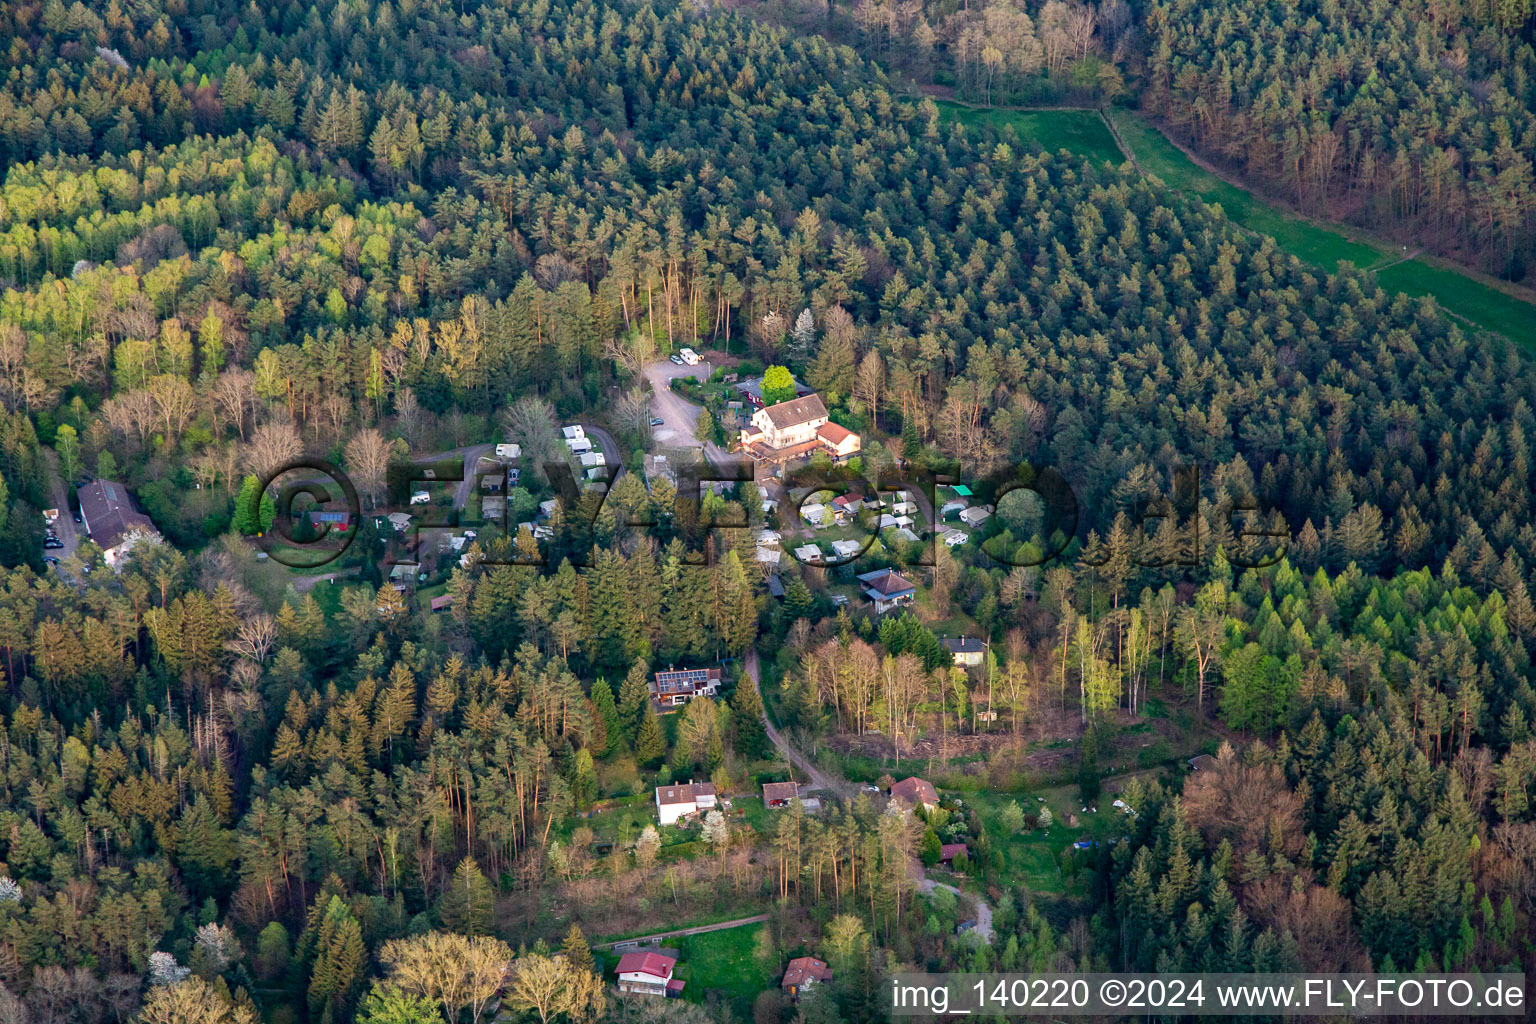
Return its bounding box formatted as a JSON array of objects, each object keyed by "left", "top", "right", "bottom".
[{"left": 678, "top": 348, "right": 701, "bottom": 365}]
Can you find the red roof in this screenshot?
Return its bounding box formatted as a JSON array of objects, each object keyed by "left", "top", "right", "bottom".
[
  {"left": 940, "top": 843, "right": 968, "bottom": 861},
  {"left": 817, "top": 421, "right": 855, "bottom": 445},
  {"left": 782, "top": 956, "right": 833, "bottom": 990},
  {"left": 616, "top": 952, "right": 675, "bottom": 980},
  {"left": 890, "top": 776, "right": 938, "bottom": 806}
]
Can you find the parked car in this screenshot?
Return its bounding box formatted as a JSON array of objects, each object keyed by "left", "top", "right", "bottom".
[
  {"left": 43, "top": 556, "right": 59, "bottom": 566},
  {"left": 44, "top": 539, "right": 63, "bottom": 550},
  {"left": 650, "top": 417, "right": 665, "bottom": 426},
  {"left": 669, "top": 353, "right": 683, "bottom": 364}
]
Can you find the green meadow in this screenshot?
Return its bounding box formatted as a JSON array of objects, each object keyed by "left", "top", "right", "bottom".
[{"left": 935, "top": 99, "right": 1536, "bottom": 354}]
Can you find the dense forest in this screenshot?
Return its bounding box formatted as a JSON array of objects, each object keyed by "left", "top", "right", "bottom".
[
  {"left": 1141, "top": 0, "right": 1536, "bottom": 277},
  {"left": 0, "top": 0, "right": 1534, "bottom": 1021},
  {"left": 748, "top": 0, "right": 1536, "bottom": 278}
]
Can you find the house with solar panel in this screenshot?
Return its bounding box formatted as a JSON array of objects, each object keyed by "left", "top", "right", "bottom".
[
  {"left": 650, "top": 666, "right": 722, "bottom": 707},
  {"left": 76, "top": 480, "right": 162, "bottom": 568}
]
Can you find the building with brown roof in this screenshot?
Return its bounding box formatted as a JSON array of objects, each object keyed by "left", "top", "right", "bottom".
[
  {"left": 889, "top": 776, "right": 939, "bottom": 812},
  {"left": 76, "top": 480, "right": 162, "bottom": 568},
  {"left": 856, "top": 569, "right": 917, "bottom": 614},
  {"left": 739, "top": 393, "right": 860, "bottom": 465},
  {"left": 780, "top": 957, "right": 832, "bottom": 998},
  {"left": 655, "top": 780, "right": 718, "bottom": 825},
  {"left": 763, "top": 781, "right": 799, "bottom": 808}
]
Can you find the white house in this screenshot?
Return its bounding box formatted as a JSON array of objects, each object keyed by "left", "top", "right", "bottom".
[
  {"left": 410, "top": 490, "right": 432, "bottom": 505},
  {"left": 794, "top": 543, "right": 823, "bottom": 563},
  {"left": 739, "top": 394, "right": 861, "bottom": 465},
  {"left": 561, "top": 425, "right": 585, "bottom": 441},
  {"left": 655, "top": 781, "right": 717, "bottom": 825},
  {"left": 495, "top": 443, "right": 521, "bottom": 460},
  {"left": 616, "top": 951, "right": 683, "bottom": 997},
  {"left": 801, "top": 503, "right": 828, "bottom": 526},
  {"left": 830, "top": 539, "right": 864, "bottom": 560},
  {"left": 942, "top": 637, "right": 987, "bottom": 667},
  {"left": 959, "top": 506, "right": 992, "bottom": 528},
  {"left": 567, "top": 436, "right": 593, "bottom": 455}
]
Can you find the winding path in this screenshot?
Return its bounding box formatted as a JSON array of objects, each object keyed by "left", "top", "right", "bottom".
[
  {"left": 743, "top": 649, "right": 994, "bottom": 941},
  {"left": 745, "top": 648, "right": 851, "bottom": 799}
]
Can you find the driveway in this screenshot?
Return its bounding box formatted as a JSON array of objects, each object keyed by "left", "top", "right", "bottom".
[
  {"left": 641, "top": 360, "right": 732, "bottom": 465},
  {"left": 917, "top": 872, "right": 995, "bottom": 943},
  {"left": 745, "top": 648, "right": 853, "bottom": 799},
  {"left": 577, "top": 423, "right": 623, "bottom": 481},
  {"left": 41, "top": 452, "right": 79, "bottom": 565},
  {"left": 411, "top": 443, "right": 495, "bottom": 509}
]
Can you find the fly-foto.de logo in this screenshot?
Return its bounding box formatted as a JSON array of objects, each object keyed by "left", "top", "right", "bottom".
[{"left": 249, "top": 455, "right": 1287, "bottom": 572}]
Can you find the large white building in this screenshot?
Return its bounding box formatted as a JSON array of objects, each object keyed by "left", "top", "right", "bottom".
[{"left": 739, "top": 394, "right": 860, "bottom": 465}]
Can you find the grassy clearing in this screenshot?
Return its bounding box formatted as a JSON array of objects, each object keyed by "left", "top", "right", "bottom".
[
  {"left": 1108, "top": 112, "right": 1382, "bottom": 270},
  {"left": 936, "top": 100, "right": 1124, "bottom": 166},
  {"left": 1106, "top": 111, "right": 1536, "bottom": 354},
  {"left": 672, "top": 923, "right": 774, "bottom": 1015}
]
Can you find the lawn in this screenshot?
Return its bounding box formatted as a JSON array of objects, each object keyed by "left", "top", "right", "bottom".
[
  {"left": 671, "top": 922, "right": 775, "bottom": 1016},
  {"left": 936, "top": 101, "right": 1125, "bottom": 166},
  {"left": 1107, "top": 110, "right": 1536, "bottom": 355}
]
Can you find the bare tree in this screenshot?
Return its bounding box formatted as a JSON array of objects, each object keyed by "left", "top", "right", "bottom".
[
  {"left": 148, "top": 374, "right": 198, "bottom": 441},
  {"left": 244, "top": 420, "right": 303, "bottom": 477},
  {"left": 213, "top": 369, "right": 255, "bottom": 441},
  {"left": 227, "top": 614, "right": 278, "bottom": 665},
  {"left": 504, "top": 955, "right": 604, "bottom": 1024},
  {"left": 344, "top": 428, "right": 398, "bottom": 507},
  {"left": 394, "top": 386, "right": 427, "bottom": 445},
  {"left": 379, "top": 933, "right": 515, "bottom": 1024}
]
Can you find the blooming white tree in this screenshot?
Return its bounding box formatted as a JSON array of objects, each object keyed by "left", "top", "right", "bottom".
[
  {"left": 196, "top": 923, "right": 242, "bottom": 973},
  {"left": 701, "top": 810, "right": 729, "bottom": 848},
  {"left": 791, "top": 308, "right": 816, "bottom": 360},
  {"left": 0, "top": 877, "right": 21, "bottom": 903},
  {"left": 633, "top": 826, "right": 661, "bottom": 869},
  {"left": 148, "top": 951, "right": 191, "bottom": 986}
]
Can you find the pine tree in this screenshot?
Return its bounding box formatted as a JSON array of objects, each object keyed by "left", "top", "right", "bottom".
[
  {"left": 560, "top": 925, "right": 594, "bottom": 974},
  {"left": 308, "top": 897, "right": 365, "bottom": 1024},
  {"left": 730, "top": 676, "right": 770, "bottom": 759},
  {"left": 617, "top": 662, "right": 651, "bottom": 745},
  {"left": 175, "top": 795, "right": 235, "bottom": 901},
  {"left": 439, "top": 856, "right": 496, "bottom": 935},
  {"left": 634, "top": 705, "right": 666, "bottom": 768},
  {"left": 590, "top": 678, "right": 622, "bottom": 754}
]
